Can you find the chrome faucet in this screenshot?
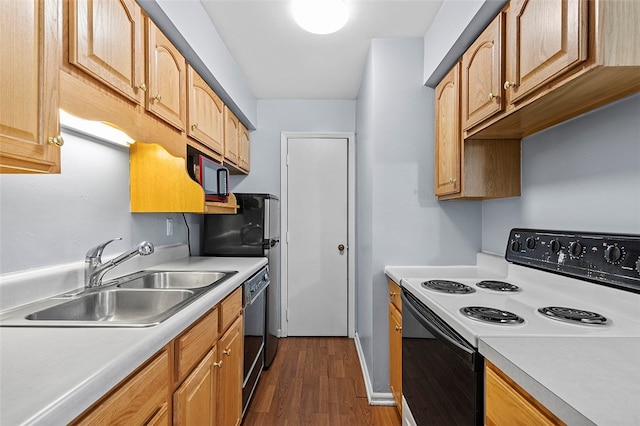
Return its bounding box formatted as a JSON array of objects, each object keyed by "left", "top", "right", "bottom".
[{"left": 85, "top": 238, "right": 154, "bottom": 288}]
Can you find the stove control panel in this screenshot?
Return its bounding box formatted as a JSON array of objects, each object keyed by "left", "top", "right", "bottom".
[{"left": 506, "top": 229, "right": 640, "bottom": 293}]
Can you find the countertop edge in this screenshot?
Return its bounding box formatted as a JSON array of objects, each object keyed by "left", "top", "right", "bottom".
[{"left": 0, "top": 256, "right": 267, "bottom": 426}]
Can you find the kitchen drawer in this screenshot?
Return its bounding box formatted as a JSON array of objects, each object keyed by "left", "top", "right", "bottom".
[
  {"left": 175, "top": 307, "right": 219, "bottom": 383},
  {"left": 388, "top": 279, "right": 401, "bottom": 313},
  {"left": 72, "top": 348, "right": 170, "bottom": 425},
  {"left": 220, "top": 287, "right": 242, "bottom": 333}
]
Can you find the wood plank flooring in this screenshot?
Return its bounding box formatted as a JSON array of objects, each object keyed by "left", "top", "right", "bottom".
[{"left": 243, "top": 337, "right": 401, "bottom": 426}]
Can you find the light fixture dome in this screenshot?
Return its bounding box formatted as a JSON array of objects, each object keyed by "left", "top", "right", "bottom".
[{"left": 292, "top": 0, "right": 349, "bottom": 35}]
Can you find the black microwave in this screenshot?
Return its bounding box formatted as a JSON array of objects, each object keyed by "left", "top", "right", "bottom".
[{"left": 188, "top": 147, "right": 229, "bottom": 201}]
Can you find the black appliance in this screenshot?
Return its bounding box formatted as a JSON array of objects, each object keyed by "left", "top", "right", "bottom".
[
  {"left": 401, "top": 289, "right": 484, "bottom": 425},
  {"left": 202, "top": 193, "right": 280, "bottom": 371},
  {"left": 241, "top": 266, "right": 269, "bottom": 415}
]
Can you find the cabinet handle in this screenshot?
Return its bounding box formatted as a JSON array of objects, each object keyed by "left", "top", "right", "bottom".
[
  {"left": 47, "top": 135, "right": 64, "bottom": 147},
  {"left": 223, "top": 349, "right": 232, "bottom": 356},
  {"left": 154, "top": 94, "right": 162, "bottom": 102},
  {"left": 213, "top": 360, "right": 223, "bottom": 367},
  {"left": 191, "top": 123, "right": 199, "bottom": 130},
  {"left": 389, "top": 291, "right": 398, "bottom": 297},
  {"left": 504, "top": 81, "right": 516, "bottom": 90},
  {"left": 488, "top": 92, "right": 499, "bottom": 101},
  {"left": 138, "top": 83, "right": 147, "bottom": 92},
  {"left": 448, "top": 177, "right": 457, "bottom": 184},
  {"left": 395, "top": 325, "right": 402, "bottom": 331}
]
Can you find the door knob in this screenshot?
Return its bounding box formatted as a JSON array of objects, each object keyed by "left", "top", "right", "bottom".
[{"left": 338, "top": 244, "right": 345, "bottom": 252}]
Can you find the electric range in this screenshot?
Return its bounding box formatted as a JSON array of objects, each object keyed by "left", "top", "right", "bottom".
[
  {"left": 401, "top": 229, "right": 640, "bottom": 347},
  {"left": 394, "top": 228, "right": 640, "bottom": 426}
]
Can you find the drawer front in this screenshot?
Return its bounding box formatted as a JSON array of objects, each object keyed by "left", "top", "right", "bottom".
[
  {"left": 73, "top": 348, "right": 170, "bottom": 425},
  {"left": 388, "top": 279, "right": 402, "bottom": 312},
  {"left": 220, "top": 286, "right": 243, "bottom": 333},
  {"left": 175, "top": 307, "right": 218, "bottom": 383}
]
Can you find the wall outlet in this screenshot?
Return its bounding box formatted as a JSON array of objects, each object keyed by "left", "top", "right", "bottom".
[{"left": 166, "top": 218, "right": 174, "bottom": 236}]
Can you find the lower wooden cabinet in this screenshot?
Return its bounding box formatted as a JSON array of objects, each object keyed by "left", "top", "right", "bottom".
[
  {"left": 218, "top": 316, "right": 244, "bottom": 426},
  {"left": 485, "top": 360, "right": 565, "bottom": 426},
  {"left": 174, "top": 347, "right": 219, "bottom": 426},
  {"left": 71, "top": 349, "right": 171, "bottom": 425},
  {"left": 388, "top": 279, "right": 402, "bottom": 416},
  {"left": 71, "top": 289, "right": 244, "bottom": 426}
]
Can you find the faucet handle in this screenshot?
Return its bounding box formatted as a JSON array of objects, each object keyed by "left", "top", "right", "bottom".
[
  {"left": 85, "top": 237, "right": 122, "bottom": 261},
  {"left": 137, "top": 241, "right": 154, "bottom": 256}
]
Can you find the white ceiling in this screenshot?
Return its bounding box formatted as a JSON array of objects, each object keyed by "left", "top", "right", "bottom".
[{"left": 200, "top": 1, "right": 444, "bottom": 100}]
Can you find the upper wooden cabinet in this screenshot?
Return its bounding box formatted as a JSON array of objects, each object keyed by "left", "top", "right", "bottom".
[
  {"left": 146, "top": 18, "right": 187, "bottom": 131},
  {"left": 465, "top": 0, "right": 639, "bottom": 139},
  {"left": 223, "top": 106, "right": 240, "bottom": 166},
  {"left": 435, "top": 62, "right": 461, "bottom": 197},
  {"left": 68, "top": 0, "right": 145, "bottom": 105},
  {"left": 505, "top": 0, "right": 587, "bottom": 104},
  {"left": 462, "top": 13, "right": 505, "bottom": 130},
  {"left": 238, "top": 124, "right": 251, "bottom": 173},
  {"left": 435, "top": 62, "right": 521, "bottom": 201},
  {"left": 187, "top": 66, "right": 225, "bottom": 157},
  {"left": 0, "top": 0, "right": 62, "bottom": 174}
]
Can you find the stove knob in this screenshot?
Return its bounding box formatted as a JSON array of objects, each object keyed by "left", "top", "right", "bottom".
[
  {"left": 604, "top": 245, "right": 623, "bottom": 264},
  {"left": 526, "top": 237, "right": 537, "bottom": 250},
  {"left": 510, "top": 240, "right": 522, "bottom": 252},
  {"left": 549, "top": 239, "right": 562, "bottom": 254},
  {"left": 568, "top": 241, "right": 584, "bottom": 258},
  {"left": 635, "top": 257, "right": 640, "bottom": 275}
]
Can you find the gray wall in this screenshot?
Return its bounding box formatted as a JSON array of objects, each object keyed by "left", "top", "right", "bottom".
[
  {"left": 0, "top": 132, "right": 199, "bottom": 274},
  {"left": 482, "top": 94, "right": 640, "bottom": 254},
  {"left": 355, "top": 38, "right": 482, "bottom": 393},
  {"left": 228, "top": 99, "right": 357, "bottom": 196}
]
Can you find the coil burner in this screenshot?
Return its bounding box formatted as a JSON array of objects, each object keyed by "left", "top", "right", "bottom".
[
  {"left": 460, "top": 306, "right": 525, "bottom": 325},
  {"left": 537, "top": 306, "right": 608, "bottom": 325},
  {"left": 476, "top": 280, "right": 521, "bottom": 292},
  {"left": 422, "top": 280, "right": 475, "bottom": 294}
]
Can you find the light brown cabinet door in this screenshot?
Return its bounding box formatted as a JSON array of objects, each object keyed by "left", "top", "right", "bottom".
[
  {"left": 72, "top": 349, "right": 171, "bottom": 425},
  {"left": 1, "top": 0, "right": 61, "bottom": 174},
  {"left": 187, "top": 66, "right": 224, "bottom": 155},
  {"left": 388, "top": 303, "right": 402, "bottom": 415},
  {"left": 462, "top": 13, "right": 504, "bottom": 130},
  {"left": 174, "top": 347, "right": 218, "bottom": 426},
  {"left": 224, "top": 107, "right": 240, "bottom": 166},
  {"left": 505, "top": 0, "right": 587, "bottom": 104},
  {"left": 147, "top": 19, "right": 187, "bottom": 131},
  {"left": 69, "top": 0, "right": 145, "bottom": 105},
  {"left": 434, "top": 62, "right": 461, "bottom": 197},
  {"left": 218, "top": 316, "right": 243, "bottom": 426},
  {"left": 238, "top": 124, "right": 250, "bottom": 173}
]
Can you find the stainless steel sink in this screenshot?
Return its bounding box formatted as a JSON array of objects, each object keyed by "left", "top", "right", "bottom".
[
  {"left": 25, "top": 289, "right": 194, "bottom": 323},
  {"left": 116, "top": 271, "right": 231, "bottom": 290},
  {"left": 0, "top": 270, "right": 237, "bottom": 327}
]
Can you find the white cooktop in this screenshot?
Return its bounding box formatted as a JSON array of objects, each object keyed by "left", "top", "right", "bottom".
[{"left": 392, "top": 254, "right": 640, "bottom": 347}]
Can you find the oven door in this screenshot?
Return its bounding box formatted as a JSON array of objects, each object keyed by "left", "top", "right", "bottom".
[{"left": 401, "top": 289, "right": 484, "bottom": 425}]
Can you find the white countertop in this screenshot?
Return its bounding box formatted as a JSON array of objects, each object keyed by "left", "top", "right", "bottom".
[
  {"left": 0, "top": 255, "right": 267, "bottom": 426},
  {"left": 479, "top": 336, "right": 640, "bottom": 426}
]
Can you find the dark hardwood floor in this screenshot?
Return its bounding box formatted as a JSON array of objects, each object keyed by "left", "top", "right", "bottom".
[{"left": 243, "top": 337, "right": 401, "bottom": 426}]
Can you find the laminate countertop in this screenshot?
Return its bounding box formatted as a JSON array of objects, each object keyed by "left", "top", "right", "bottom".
[
  {"left": 479, "top": 336, "right": 640, "bottom": 426},
  {"left": 0, "top": 256, "right": 267, "bottom": 426}
]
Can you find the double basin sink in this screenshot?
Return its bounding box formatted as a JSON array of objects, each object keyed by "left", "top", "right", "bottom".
[{"left": 0, "top": 270, "right": 236, "bottom": 327}]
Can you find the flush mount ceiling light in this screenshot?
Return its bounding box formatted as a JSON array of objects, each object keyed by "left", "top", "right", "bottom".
[{"left": 292, "top": 0, "right": 349, "bottom": 35}]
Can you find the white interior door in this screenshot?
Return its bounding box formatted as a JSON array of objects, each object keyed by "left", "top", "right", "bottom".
[{"left": 286, "top": 137, "right": 348, "bottom": 336}]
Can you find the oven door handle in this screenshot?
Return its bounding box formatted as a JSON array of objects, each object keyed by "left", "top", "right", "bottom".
[{"left": 401, "top": 290, "right": 475, "bottom": 357}]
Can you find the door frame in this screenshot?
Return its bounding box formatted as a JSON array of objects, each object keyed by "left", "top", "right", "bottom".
[{"left": 280, "top": 132, "right": 356, "bottom": 338}]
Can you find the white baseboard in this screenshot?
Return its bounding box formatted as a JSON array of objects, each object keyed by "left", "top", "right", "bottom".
[{"left": 353, "top": 332, "right": 396, "bottom": 406}]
